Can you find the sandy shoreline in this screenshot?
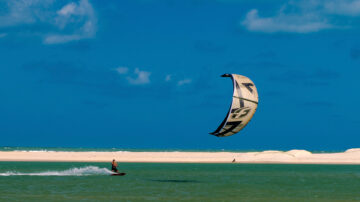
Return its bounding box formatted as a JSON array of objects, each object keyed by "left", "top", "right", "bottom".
[{"left": 1, "top": 149, "right": 360, "bottom": 164}]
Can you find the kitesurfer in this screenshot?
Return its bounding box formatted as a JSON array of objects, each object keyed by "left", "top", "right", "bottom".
[{"left": 111, "top": 159, "right": 118, "bottom": 172}]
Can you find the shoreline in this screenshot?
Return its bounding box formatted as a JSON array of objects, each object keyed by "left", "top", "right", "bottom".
[{"left": 1, "top": 149, "right": 360, "bottom": 164}]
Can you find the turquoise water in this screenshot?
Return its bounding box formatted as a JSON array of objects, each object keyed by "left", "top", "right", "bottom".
[
  {"left": 1, "top": 162, "right": 360, "bottom": 201},
  {"left": 0, "top": 146, "right": 263, "bottom": 152},
  {"left": 0, "top": 146, "right": 345, "bottom": 153}
]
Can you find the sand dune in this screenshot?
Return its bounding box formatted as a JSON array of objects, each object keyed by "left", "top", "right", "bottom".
[{"left": 1, "top": 149, "right": 360, "bottom": 164}]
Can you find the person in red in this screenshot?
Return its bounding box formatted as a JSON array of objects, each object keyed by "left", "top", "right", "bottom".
[{"left": 111, "top": 159, "right": 118, "bottom": 172}]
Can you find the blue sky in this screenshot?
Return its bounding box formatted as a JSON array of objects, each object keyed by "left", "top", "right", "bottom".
[{"left": 1, "top": 0, "right": 360, "bottom": 150}]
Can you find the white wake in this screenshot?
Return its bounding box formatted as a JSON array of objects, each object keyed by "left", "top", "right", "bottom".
[{"left": 0, "top": 166, "right": 114, "bottom": 176}]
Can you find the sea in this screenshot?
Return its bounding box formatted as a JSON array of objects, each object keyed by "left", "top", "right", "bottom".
[
  {"left": 0, "top": 146, "right": 345, "bottom": 153},
  {"left": 1, "top": 147, "right": 360, "bottom": 201}
]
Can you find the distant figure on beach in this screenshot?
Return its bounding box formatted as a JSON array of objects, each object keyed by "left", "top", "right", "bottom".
[
  {"left": 232, "top": 158, "right": 236, "bottom": 163},
  {"left": 111, "top": 159, "right": 118, "bottom": 172}
]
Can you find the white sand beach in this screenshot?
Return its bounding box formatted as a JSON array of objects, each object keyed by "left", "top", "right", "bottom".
[{"left": 1, "top": 149, "right": 360, "bottom": 164}]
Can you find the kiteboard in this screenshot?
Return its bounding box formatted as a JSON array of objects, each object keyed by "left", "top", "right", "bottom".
[{"left": 111, "top": 172, "right": 126, "bottom": 176}]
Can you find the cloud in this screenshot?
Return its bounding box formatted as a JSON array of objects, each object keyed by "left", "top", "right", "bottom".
[
  {"left": 114, "top": 66, "right": 151, "bottom": 85},
  {"left": 115, "top": 67, "right": 129, "bottom": 74},
  {"left": 242, "top": 9, "right": 332, "bottom": 33},
  {"left": 20, "top": 61, "right": 196, "bottom": 100},
  {"left": 126, "top": 68, "right": 151, "bottom": 85},
  {"left": 44, "top": 34, "right": 84, "bottom": 44},
  {"left": 0, "top": 33, "right": 7, "bottom": 38},
  {"left": 45, "top": 0, "right": 96, "bottom": 44},
  {"left": 242, "top": 0, "right": 360, "bottom": 33},
  {"left": 0, "top": 0, "right": 53, "bottom": 27},
  {"left": 114, "top": 66, "right": 194, "bottom": 88},
  {"left": 324, "top": 0, "right": 360, "bottom": 16},
  {"left": 0, "top": 0, "right": 97, "bottom": 44},
  {"left": 57, "top": 2, "right": 78, "bottom": 17},
  {"left": 177, "top": 79, "right": 192, "bottom": 86}
]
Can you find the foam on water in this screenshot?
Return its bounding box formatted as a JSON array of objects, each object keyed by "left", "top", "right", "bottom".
[{"left": 0, "top": 166, "right": 114, "bottom": 176}]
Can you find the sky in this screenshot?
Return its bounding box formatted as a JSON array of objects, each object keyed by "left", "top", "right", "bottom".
[{"left": 1, "top": 0, "right": 360, "bottom": 151}]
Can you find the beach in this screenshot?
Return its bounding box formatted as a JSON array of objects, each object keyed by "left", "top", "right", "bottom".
[{"left": 1, "top": 149, "right": 360, "bottom": 164}]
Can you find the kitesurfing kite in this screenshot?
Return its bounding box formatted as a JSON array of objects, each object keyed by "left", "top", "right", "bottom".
[{"left": 210, "top": 74, "right": 259, "bottom": 137}]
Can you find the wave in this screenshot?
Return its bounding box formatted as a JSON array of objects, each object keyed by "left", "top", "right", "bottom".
[
  {"left": 1, "top": 147, "right": 357, "bottom": 153},
  {"left": 13, "top": 150, "right": 56, "bottom": 152},
  {"left": 0, "top": 166, "right": 114, "bottom": 176}
]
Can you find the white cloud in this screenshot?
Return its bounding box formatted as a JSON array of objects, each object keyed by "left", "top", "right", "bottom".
[
  {"left": 115, "top": 67, "right": 129, "bottom": 74},
  {"left": 0, "top": 33, "right": 7, "bottom": 38},
  {"left": 45, "top": 0, "right": 96, "bottom": 44},
  {"left": 44, "top": 34, "right": 82, "bottom": 44},
  {"left": 0, "top": 0, "right": 53, "bottom": 27},
  {"left": 0, "top": 0, "right": 97, "bottom": 44},
  {"left": 324, "top": 0, "right": 360, "bottom": 16},
  {"left": 241, "top": 0, "right": 360, "bottom": 33},
  {"left": 114, "top": 67, "right": 191, "bottom": 87},
  {"left": 177, "top": 79, "right": 192, "bottom": 86},
  {"left": 127, "top": 68, "right": 151, "bottom": 85},
  {"left": 57, "top": 2, "right": 77, "bottom": 16},
  {"left": 242, "top": 9, "right": 332, "bottom": 33}
]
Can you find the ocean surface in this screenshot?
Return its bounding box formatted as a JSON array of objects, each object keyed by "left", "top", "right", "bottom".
[
  {"left": 1, "top": 162, "right": 360, "bottom": 201},
  {"left": 0, "top": 146, "right": 345, "bottom": 153}
]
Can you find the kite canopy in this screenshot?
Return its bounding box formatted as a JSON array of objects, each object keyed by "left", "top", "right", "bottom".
[{"left": 210, "top": 74, "right": 259, "bottom": 137}]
